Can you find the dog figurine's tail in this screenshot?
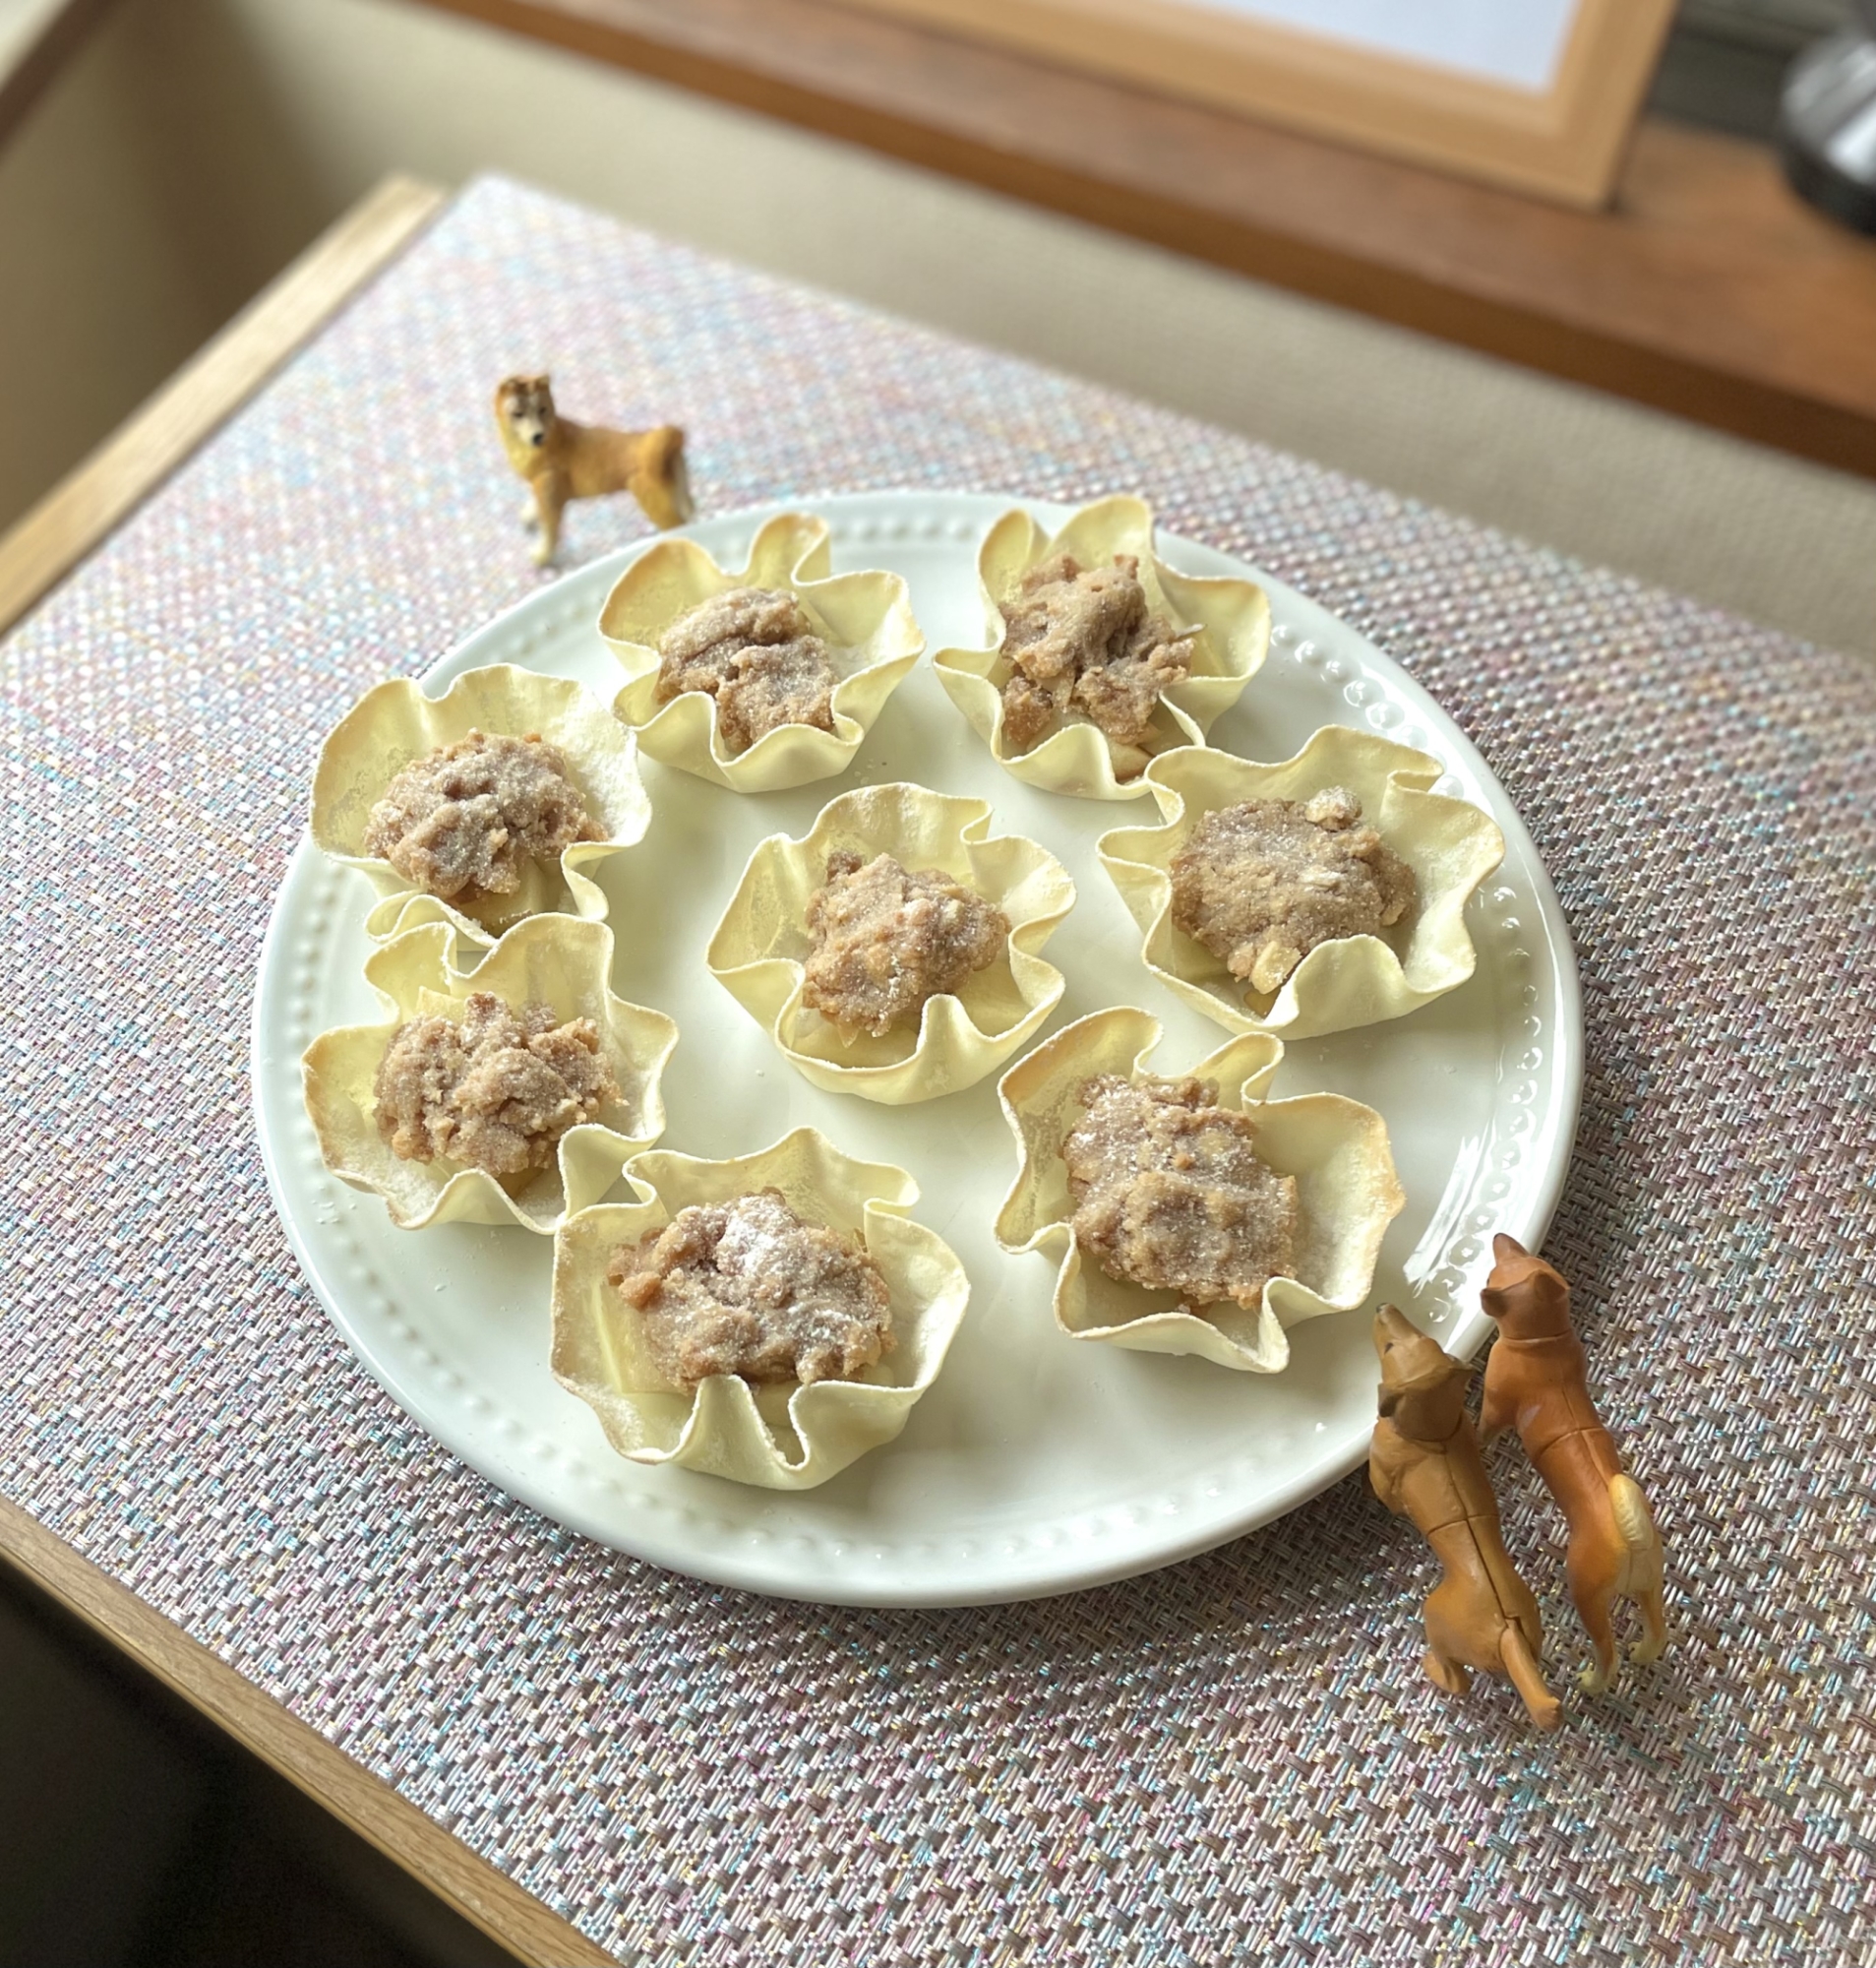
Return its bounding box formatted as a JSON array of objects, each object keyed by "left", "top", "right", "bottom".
[
  {"left": 628, "top": 426, "right": 693, "bottom": 530},
  {"left": 1610, "top": 1473, "right": 1654, "bottom": 1551},
  {"left": 1499, "top": 1625, "right": 1562, "bottom": 1732}
]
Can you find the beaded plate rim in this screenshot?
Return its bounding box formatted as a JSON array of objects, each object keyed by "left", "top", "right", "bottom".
[{"left": 250, "top": 490, "right": 1583, "bottom": 1606}]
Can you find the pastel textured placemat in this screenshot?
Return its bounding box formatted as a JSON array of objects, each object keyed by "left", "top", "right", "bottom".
[{"left": 5, "top": 175, "right": 1873, "bottom": 1965}]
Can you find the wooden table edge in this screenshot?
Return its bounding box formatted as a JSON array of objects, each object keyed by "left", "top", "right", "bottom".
[
  {"left": 0, "top": 1496, "right": 615, "bottom": 1965},
  {"left": 0, "top": 174, "right": 448, "bottom": 640},
  {"left": 0, "top": 172, "right": 615, "bottom": 1966}
]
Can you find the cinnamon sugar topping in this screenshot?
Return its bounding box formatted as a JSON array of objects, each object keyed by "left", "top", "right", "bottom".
[
  {"left": 610, "top": 1189, "right": 894, "bottom": 1389},
  {"left": 1170, "top": 787, "right": 1417, "bottom": 996},
  {"left": 999, "top": 553, "right": 1194, "bottom": 755},
  {"left": 363, "top": 729, "right": 599, "bottom": 905},
  {"left": 656, "top": 586, "right": 839, "bottom": 753},
  {"left": 1063, "top": 1075, "right": 1298, "bottom": 1316},
  {"left": 802, "top": 850, "right": 1008, "bottom": 1039},
  {"left": 372, "top": 992, "right": 617, "bottom": 1178}
]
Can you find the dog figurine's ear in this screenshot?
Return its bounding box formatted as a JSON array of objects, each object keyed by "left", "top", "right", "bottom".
[
  {"left": 1481, "top": 1233, "right": 1560, "bottom": 1329},
  {"left": 493, "top": 375, "right": 554, "bottom": 423},
  {"left": 1485, "top": 1234, "right": 1543, "bottom": 1298}
]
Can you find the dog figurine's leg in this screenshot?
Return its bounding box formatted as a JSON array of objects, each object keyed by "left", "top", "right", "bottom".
[
  {"left": 1377, "top": 1440, "right": 1464, "bottom": 1701},
  {"left": 1428, "top": 1572, "right": 1557, "bottom": 1727},
  {"left": 1566, "top": 1533, "right": 1623, "bottom": 1694},
  {"left": 1634, "top": 1575, "right": 1670, "bottom": 1666},
  {"left": 1422, "top": 1648, "right": 1471, "bottom": 1697},
  {"left": 1422, "top": 1580, "right": 1478, "bottom": 1698},
  {"left": 1500, "top": 1625, "right": 1562, "bottom": 1730},
  {"left": 530, "top": 475, "right": 567, "bottom": 568}
]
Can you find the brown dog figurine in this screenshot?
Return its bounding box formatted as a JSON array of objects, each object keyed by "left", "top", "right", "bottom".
[
  {"left": 1370, "top": 1304, "right": 1561, "bottom": 1730},
  {"left": 1481, "top": 1235, "right": 1667, "bottom": 1693},
  {"left": 495, "top": 374, "right": 692, "bottom": 565}
]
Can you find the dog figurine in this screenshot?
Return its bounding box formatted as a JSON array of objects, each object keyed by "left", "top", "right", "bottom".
[
  {"left": 494, "top": 374, "right": 693, "bottom": 566},
  {"left": 1481, "top": 1235, "right": 1667, "bottom": 1693},
  {"left": 1370, "top": 1304, "right": 1561, "bottom": 1730}
]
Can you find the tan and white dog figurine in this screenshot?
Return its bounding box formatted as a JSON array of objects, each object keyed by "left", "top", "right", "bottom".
[
  {"left": 1481, "top": 1235, "right": 1668, "bottom": 1692},
  {"left": 494, "top": 374, "right": 692, "bottom": 566},
  {"left": 1370, "top": 1304, "right": 1561, "bottom": 1731}
]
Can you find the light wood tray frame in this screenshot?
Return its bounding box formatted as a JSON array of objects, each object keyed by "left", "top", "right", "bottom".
[{"left": 837, "top": 0, "right": 1677, "bottom": 206}]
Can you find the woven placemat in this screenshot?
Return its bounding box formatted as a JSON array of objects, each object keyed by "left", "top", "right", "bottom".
[{"left": 4, "top": 175, "right": 1872, "bottom": 1965}]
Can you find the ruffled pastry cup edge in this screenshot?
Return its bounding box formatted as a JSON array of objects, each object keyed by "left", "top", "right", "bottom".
[
  {"left": 300, "top": 916, "right": 678, "bottom": 1235},
  {"left": 932, "top": 497, "right": 1271, "bottom": 802},
  {"left": 599, "top": 512, "right": 925, "bottom": 793},
  {"left": 994, "top": 1006, "right": 1404, "bottom": 1372},
  {"left": 705, "top": 780, "right": 1077, "bottom": 1105},
  {"left": 549, "top": 1128, "right": 972, "bottom": 1489},
  {"left": 1097, "top": 725, "right": 1507, "bottom": 1043},
  {"left": 308, "top": 663, "right": 654, "bottom": 951}
]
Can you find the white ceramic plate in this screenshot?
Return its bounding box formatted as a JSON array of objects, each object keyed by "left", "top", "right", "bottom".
[{"left": 252, "top": 492, "right": 1581, "bottom": 1607}]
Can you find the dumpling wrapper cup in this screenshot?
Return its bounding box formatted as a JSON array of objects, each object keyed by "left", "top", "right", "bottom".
[
  {"left": 995, "top": 1008, "right": 1404, "bottom": 1373},
  {"left": 1098, "top": 725, "right": 1506, "bottom": 1043},
  {"left": 310, "top": 663, "right": 652, "bottom": 950},
  {"left": 706, "top": 781, "right": 1076, "bottom": 1105},
  {"left": 301, "top": 916, "right": 678, "bottom": 1234},
  {"left": 932, "top": 495, "right": 1271, "bottom": 800},
  {"left": 598, "top": 511, "right": 924, "bottom": 792},
  {"left": 551, "top": 1129, "right": 971, "bottom": 1489}
]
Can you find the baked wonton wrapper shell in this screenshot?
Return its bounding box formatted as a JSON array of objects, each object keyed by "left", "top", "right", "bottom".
[
  {"left": 932, "top": 496, "right": 1271, "bottom": 801},
  {"left": 995, "top": 1007, "right": 1404, "bottom": 1372},
  {"left": 598, "top": 511, "right": 924, "bottom": 792},
  {"left": 301, "top": 916, "right": 678, "bottom": 1234},
  {"left": 706, "top": 780, "right": 1076, "bottom": 1105},
  {"left": 1098, "top": 726, "right": 1506, "bottom": 1043},
  {"left": 552, "top": 1130, "right": 971, "bottom": 1489},
  {"left": 310, "top": 663, "right": 652, "bottom": 949}
]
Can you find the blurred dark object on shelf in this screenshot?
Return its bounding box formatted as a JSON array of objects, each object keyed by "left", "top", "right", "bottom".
[
  {"left": 0, "top": 1563, "right": 517, "bottom": 1968},
  {"left": 1651, "top": 0, "right": 1854, "bottom": 135},
  {"left": 1652, "top": 0, "right": 1876, "bottom": 235},
  {"left": 1780, "top": 1, "right": 1876, "bottom": 231}
]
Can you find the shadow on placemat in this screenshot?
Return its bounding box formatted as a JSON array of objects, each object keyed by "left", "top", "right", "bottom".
[{"left": 0, "top": 1568, "right": 516, "bottom": 1968}]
